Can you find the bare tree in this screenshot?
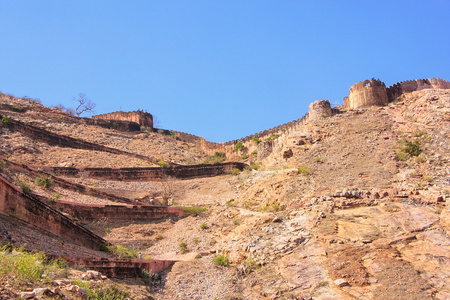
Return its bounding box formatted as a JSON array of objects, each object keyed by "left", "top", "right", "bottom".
[{"left": 73, "top": 93, "right": 96, "bottom": 117}]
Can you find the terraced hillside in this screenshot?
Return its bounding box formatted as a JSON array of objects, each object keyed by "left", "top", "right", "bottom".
[{"left": 0, "top": 86, "right": 449, "bottom": 299}]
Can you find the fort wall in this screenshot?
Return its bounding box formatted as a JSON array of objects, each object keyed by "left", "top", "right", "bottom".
[
  {"left": 0, "top": 176, "right": 106, "bottom": 250},
  {"left": 347, "top": 79, "right": 388, "bottom": 109},
  {"left": 386, "top": 78, "right": 450, "bottom": 100},
  {"left": 93, "top": 110, "right": 153, "bottom": 128}
]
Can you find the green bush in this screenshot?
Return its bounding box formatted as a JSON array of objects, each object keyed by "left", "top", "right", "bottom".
[
  {"left": 1, "top": 116, "right": 11, "bottom": 124},
  {"left": 18, "top": 182, "right": 32, "bottom": 194},
  {"left": 181, "top": 206, "right": 207, "bottom": 216},
  {"left": 240, "top": 153, "right": 249, "bottom": 159},
  {"left": 231, "top": 168, "right": 240, "bottom": 175},
  {"left": 49, "top": 193, "right": 61, "bottom": 201},
  {"left": 105, "top": 245, "right": 138, "bottom": 259},
  {"left": 250, "top": 162, "right": 260, "bottom": 170},
  {"left": 243, "top": 257, "right": 260, "bottom": 274},
  {"left": 157, "top": 160, "right": 170, "bottom": 168},
  {"left": 0, "top": 160, "right": 6, "bottom": 171},
  {"left": 396, "top": 151, "right": 407, "bottom": 161},
  {"left": 35, "top": 175, "right": 53, "bottom": 189},
  {"left": 265, "top": 134, "right": 279, "bottom": 141},
  {"left": 235, "top": 141, "right": 244, "bottom": 151},
  {"left": 0, "top": 246, "right": 67, "bottom": 284},
  {"left": 179, "top": 241, "right": 187, "bottom": 254},
  {"left": 199, "top": 222, "right": 208, "bottom": 230},
  {"left": 297, "top": 166, "right": 311, "bottom": 175},
  {"left": 203, "top": 152, "right": 226, "bottom": 164},
  {"left": 402, "top": 139, "right": 422, "bottom": 156},
  {"left": 213, "top": 254, "right": 229, "bottom": 266},
  {"left": 252, "top": 137, "right": 261, "bottom": 145}
]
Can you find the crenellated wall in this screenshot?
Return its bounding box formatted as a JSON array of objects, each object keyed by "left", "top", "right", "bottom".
[
  {"left": 93, "top": 110, "right": 153, "bottom": 128},
  {"left": 347, "top": 79, "right": 388, "bottom": 109},
  {"left": 0, "top": 176, "right": 106, "bottom": 250},
  {"left": 386, "top": 78, "right": 450, "bottom": 101}
]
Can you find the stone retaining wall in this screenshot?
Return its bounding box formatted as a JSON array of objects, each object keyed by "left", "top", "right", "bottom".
[
  {"left": 41, "top": 162, "right": 248, "bottom": 181},
  {"left": 0, "top": 176, "right": 106, "bottom": 250},
  {"left": 47, "top": 201, "right": 184, "bottom": 222},
  {"left": 62, "top": 257, "right": 176, "bottom": 278}
]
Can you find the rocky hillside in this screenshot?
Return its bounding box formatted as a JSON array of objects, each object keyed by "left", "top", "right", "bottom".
[{"left": 0, "top": 88, "right": 449, "bottom": 299}]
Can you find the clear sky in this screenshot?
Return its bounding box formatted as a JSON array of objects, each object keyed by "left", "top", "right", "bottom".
[{"left": 1, "top": 1, "right": 449, "bottom": 142}]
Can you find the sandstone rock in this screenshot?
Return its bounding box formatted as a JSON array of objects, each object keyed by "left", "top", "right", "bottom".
[
  {"left": 334, "top": 278, "right": 349, "bottom": 287},
  {"left": 33, "top": 287, "right": 50, "bottom": 296},
  {"left": 19, "top": 292, "right": 35, "bottom": 299}
]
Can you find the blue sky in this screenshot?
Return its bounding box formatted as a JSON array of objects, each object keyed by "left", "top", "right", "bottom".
[{"left": 1, "top": 1, "right": 449, "bottom": 142}]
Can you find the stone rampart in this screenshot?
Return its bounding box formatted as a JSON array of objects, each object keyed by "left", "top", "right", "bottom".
[
  {"left": 61, "top": 257, "right": 176, "bottom": 278},
  {"left": 347, "top": 79, "right": 388, "bottom": 109},
  {"left": 84, "top": 118, "right": 141, "bottom": 132},
  {"left": 41, "top": 162, "right": 248, "bottom": 181},
  {"left": 46, "top": 201, "right": 184, "bottom": 223},
  {"left": 308, "top": 100, "right": 333, "bottom": 120},
  {"left": 386, "top": 78, "right": 450, "bottom": 101},
  {"left": 93, "top": 110, "right": 153, "bottom": 129},
  {"left": 0, "top": 176, "right": 106, "bottom": 250}
]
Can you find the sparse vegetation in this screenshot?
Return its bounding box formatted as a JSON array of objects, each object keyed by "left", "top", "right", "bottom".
[
  {"left": 265, "top": 133, "right": 279, "bottom": 141},
  {"left": 203, "top": 152, "right": 226, "bottom": 164},
  {"left": 1, "top": 115, "right": 11, "bottom": 124},
  {"left": 48, "top": 193, "right": 61, "bottom": 201},
  {"left": 235, "top": 141, "right": 244, "bottom": 151},
  {"left": 71, "top": 278, "right": 130, "bottom": 300},
  {"left": 199, "top": 222, "right": 209, "bottom": 230},
  {"left": 213, "top": 254, "right": 229, "bottom": 266},
  {"left": 0, "top": 160, "right": 6, "bottom": 171},
  {"left": 181, "top": 206, "right": 207, "bottom": 216},
  {"left": 179, "top": 241, "right": 188, "bottom": 254},
  {"left": 252, "top": 137, "right": 261, "bottom": 145},
  {"left": 35, "top": 175, "right": 53, "bottom": 189},
  {"left": 297, "top": 165, "right": 311, "bottom": 175},
  {"left": 105, "top": 244, "right": 138, "bottom": 259},
  {"left": 314, "top": 157, "right": 322, "bottom": 163},
  {"left": 0, "top": 246, "right": 67, "bottom": 285},
  {"left": 18, "top": 182, "right": 32, "bottom": 194},
  {"left": 243, "top": 257, "right": 260, "bottom": 274},
  {"left": 105, "top": 228, "right": 111, "bottom": 234},
  {"left": 157, "top": 160, "right": 170, "bottom": 168},
  {"left": 231, "top": 168, "right": 240, "bottom": 175},
  {"left": 240, "top": 153, "right": 249, "bottom": 159}
]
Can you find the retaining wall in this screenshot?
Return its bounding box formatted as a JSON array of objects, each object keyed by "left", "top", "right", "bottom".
[
  {"left": 0, "top": 176, "right": 106, "bottom": 250},
  {"left": 1, "top": 157, "right": 137, "bottom": 205},
  {"left": 41, "top": 162, "right": 248, "bottom": 181},
  {"left": 47, "top": 201, "right": 184, "bottom": 222},
  {"left": 4, "top": 118, "right": 155, "bottom": 163},
  {"left": 62, "top": 257, "right": 175, "bottom": 278}
]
